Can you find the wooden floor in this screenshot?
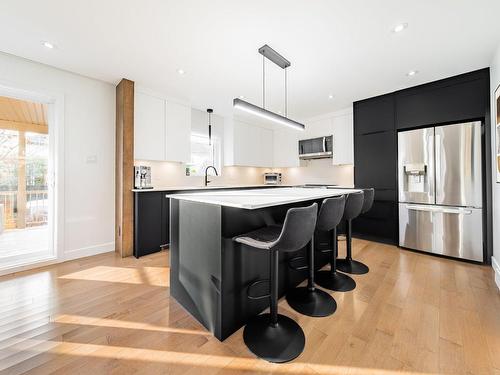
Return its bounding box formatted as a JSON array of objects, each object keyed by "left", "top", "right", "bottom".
[{"left": 1, "top": 239, "right": 499, "bottom": 375}]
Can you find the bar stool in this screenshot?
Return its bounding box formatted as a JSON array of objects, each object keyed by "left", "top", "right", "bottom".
[
  {"left": 285, "top": 198, "right": 341, "bottom": 317},
  {"left": 314, "top": 195, "right": 357, "bottom": 292},
  {"left": 336, "top": 190, "right": 369, "bottom": 275},
  {"left": 233, "top": 203, "right": 318, "bottom": 363},
  {"left": 360, "top": 188, "right": 375, "bottom": 216}
]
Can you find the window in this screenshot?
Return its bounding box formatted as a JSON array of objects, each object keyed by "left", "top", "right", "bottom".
[{"left": 186, "top": 133, "right": 221, "bottom": 176}]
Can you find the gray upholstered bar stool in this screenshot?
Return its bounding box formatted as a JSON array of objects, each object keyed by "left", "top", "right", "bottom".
[
  {"left": 315, "top": 195, "right": 357, "bottom": 292},
  {"left": 233, "top": 203, "right": 318, "bottom": 363},
  {"left": 360, "top": 188, "right": 375, "bottom": 216},
  {"left": 285, "top": 197, "right": 341, "bottom": 317},
  {"left": 336, "top": 190, "right": 369, "bottom": 275}
]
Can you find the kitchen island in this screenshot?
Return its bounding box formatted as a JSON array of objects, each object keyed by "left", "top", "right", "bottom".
[{"left": 168, "top": 187, "right": 358, "bottom": 340}]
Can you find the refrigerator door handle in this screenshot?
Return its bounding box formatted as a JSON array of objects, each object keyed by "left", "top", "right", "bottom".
[
  {"left": 440, "top": 207, "right": 472, "bottom": 215},
  {"left": 406, "top": 204, "right": 436, "bottom": 212},
  {"left": 435, "top": 133, "right": 442, "bottom": 202},
  {"left": 405, "top": 204, "right": 472, "bottom": 215},
  {"left": 428, "top": 132, "right": 435, "bottom": 203}
]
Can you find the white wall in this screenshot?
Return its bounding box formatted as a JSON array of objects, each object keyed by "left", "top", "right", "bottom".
[
  {"left": 490, "top": 43, "right": 500, "bottom": 288},
  {"left": 0, "top": 52, "right": 115, "bottom": 261}
]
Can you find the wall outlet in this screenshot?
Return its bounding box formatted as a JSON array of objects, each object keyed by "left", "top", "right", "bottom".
[{"left": 86, "top": 155, "right": 98, "bottom": 163}]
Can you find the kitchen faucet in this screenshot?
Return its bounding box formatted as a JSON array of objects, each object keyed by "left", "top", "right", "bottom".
[{"left": 204, "top": 165, "right": 219, "bottom": 186}]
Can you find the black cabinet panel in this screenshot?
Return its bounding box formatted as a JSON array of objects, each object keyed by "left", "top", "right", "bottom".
[
  {"left": 161, "top": 194, "right": 170, "bottom": 246},
  {"left": 354, "top": 131, "right": 397, "bottom": 189},
  {"left": 354, "top": 95, "right": 395, "bottom": 135},
  {"left": 134, "top": 192, "right": 164, "bottom": 258},
  {"left": 353, "top": 200, "right": 397, "bottom": 244},
  {"left": 396, "top": 78, "right": 488, "bottom": 129},
  {"left": 372, "top": 188, "right": 396, "bottom": 202}
]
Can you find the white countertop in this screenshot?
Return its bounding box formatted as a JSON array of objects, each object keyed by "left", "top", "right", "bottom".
[
  {"left": 167, "top": 187, "right": 359, "bottom": 209},
  {"left": 132, "top": 184, "right": 296, "bottom": 192}
]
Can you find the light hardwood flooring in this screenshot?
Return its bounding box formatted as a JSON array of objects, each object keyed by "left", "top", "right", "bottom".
[{"left": 0, "top": 239, "right": 499, "bottom": 375}]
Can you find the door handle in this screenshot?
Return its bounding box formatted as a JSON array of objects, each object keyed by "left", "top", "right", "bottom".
[
  {"left": 440, "top": 208, "right": 472, "bottom": 215},
  {"left": 435, "top": 133, "right": 442, "bottom": 200},
  {"left": 406, "top": 204, "right": 472, "bottom": 215},
  {"left": 406, "top": 204, "right": 436, "bottom": 212}
]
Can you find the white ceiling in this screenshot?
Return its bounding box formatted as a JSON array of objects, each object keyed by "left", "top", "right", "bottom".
[{"left": 1, "top": 0, "right": 500, "bottom": 121}]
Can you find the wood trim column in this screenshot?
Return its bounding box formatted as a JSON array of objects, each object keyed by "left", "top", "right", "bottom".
[{"left": 116, "top": 79, "right": 134, "bottom": 257}]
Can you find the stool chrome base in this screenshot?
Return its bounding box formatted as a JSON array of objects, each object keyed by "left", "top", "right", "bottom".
[
  {"left": 315, "top": 270, "right": 356, "bottom": 292},
  {"left": 286, "top": 287, "right": 337, "bottom": 317},
  {"left": 243, "top": 313, "right": 305, "bottom": 363},
  {"left": 336, "top": 258, "right": 369, "bottom": 275}
]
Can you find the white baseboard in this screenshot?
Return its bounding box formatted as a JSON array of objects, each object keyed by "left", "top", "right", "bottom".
[
  {"left": 0, "top": 242, "right": 115, "bottom": 277},
  {"left": 492, "top": 256, "right": 500, "bottom": 291},
  {"left": 63, "top": 242, "right": 115, "bottom": 261},
  {"left": 0, "top": 256, "right": 58, "bottom": 277}
]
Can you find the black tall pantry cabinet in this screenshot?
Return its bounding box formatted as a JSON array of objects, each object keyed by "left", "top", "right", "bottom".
[{"left": 352, "top": 68, "right": 492, "bottom": 263}]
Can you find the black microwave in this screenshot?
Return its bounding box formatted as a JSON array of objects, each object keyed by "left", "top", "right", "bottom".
[{"left": 298, "top": 136, "right": 333, "bottom": 159}]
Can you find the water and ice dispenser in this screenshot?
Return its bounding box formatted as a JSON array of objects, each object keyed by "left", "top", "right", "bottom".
[{"left": 403, "top": 163, "right": 426, "bottom": 193}]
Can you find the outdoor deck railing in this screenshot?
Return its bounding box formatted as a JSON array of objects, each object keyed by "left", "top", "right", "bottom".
[{"left": 0, "top": 189, "right": 48, "bottom": 229}]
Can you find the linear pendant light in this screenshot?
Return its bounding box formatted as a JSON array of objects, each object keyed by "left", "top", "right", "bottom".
[
  {"left": 233, "top": 44, "right": 305, "bottom": 131},
  {"left": 233, "top": 98, "right": 305, "bottom": 131}
]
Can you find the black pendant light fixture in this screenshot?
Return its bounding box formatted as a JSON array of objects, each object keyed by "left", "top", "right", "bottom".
[
  {"left": 233, "top": 44, "right": 305, "bottom": 131},
  {"left": 207, "top": 108, "right": 213, "bottom": 146}
]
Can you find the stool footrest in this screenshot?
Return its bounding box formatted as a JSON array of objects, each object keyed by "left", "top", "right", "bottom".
[
  {"left": 288, "top": 256, "right": 308, "bottom": 271},
  {"left": 247, "top": 279, "right": 270, "bottom": 300},
  {"left": 318, "top": 248, "right": 333, "bottom": 254}
]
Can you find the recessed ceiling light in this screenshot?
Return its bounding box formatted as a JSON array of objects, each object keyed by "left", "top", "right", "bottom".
[
  {"left": 328, "top": 94, "right": 334, "bottom": 99},
  {"left": 239, "top": 95, "right": 245, "bottom": 99},
  {"left": 177, "top": 69, "right": 185, "bottom": 75},
  {"left": 42, "top": 41, "right": 54, "bottom": 49},
  {"left": 407, "top": 70, "right": 418, "bottom": 77},
  {"left": 392, "top": 23, "right": 408, "bottom": 33}
]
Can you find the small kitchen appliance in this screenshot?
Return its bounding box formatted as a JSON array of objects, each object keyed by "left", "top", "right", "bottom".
[
  {"left": 264, "top": 173, "right": 282, "bottom": 185},
  {"left": 299, "top": 135, "right": 333, "bottom": 159},
  {"left": 134, "top": 166, "right": 153, "bottom": 189}
]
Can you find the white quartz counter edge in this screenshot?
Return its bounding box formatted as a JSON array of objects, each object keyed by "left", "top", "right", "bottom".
[
  {"left": 167, "top": 187, "right": 360, "bottom": 210},
  {"left": 132, "top": 184, "right": 297, "bottom": 192}
]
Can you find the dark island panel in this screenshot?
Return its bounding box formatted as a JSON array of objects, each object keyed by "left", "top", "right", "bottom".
[{"left": 169, "top": 198, "right": 331, "bottom": 341}]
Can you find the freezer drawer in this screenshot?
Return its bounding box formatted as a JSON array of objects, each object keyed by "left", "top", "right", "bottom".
[{"left": 399, "top": 203, "right": 483, "bottom": 262}]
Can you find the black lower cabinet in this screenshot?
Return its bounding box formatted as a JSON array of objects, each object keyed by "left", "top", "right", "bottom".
[
  {"left": 134, "top": 192, "right": 169, "bottom": 258},
  {"left": 353, "top": 198, "right": 397, "bottom": 244}
]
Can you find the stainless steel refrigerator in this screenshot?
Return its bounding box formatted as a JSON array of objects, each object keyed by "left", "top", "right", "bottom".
[{"left": 398, "top": 121, "right": 483, "bottom": 262}]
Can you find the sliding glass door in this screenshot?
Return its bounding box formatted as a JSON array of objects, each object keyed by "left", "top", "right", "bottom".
[{"left": 0, "top": 96, "right": 53, "bottom": 270}]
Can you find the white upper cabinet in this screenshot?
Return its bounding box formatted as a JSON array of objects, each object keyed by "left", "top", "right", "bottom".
[
  {"left": 301, "top": 117, "right": 332, "bottom": 140},
  {"left": 225, "top": 120, "right": 274, "bottom": 167},
  {"left": 134, "top": 88, "right": 191, "bottom": 162},
  {"left": 165, "top": 101, "right": 191, "bottom": 163},
  {"left": 332, "top": 111, "right": 354, "bottom": 165},
  {"left": 302, "top": 108, "right": 354, "bottom": 166},
  {"left": 273, "top": 128, "right": 299, "bottom": 167},
  {"left": 134, "top": 90, "right": 165, "bottom": 161},
  {"left": 259, "top": 128, "right": 274, "bottom": 167}
]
